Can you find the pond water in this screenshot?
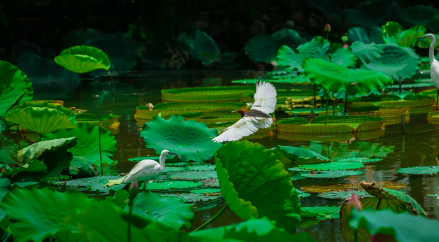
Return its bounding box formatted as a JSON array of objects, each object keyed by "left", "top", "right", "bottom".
[{"left": 8, "top": 70, "right": 439, "bottom": 241}]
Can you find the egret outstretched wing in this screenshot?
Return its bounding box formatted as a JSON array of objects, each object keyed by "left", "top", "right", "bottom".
[
  {"left": 212, "top": 117, "right": 272, "bottom": 143},
  {"left": 251, "top": 81, "right": 277, "bottom": 114}
]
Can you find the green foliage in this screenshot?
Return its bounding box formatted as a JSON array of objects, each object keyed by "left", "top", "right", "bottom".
[
  {"left": 54, "top": 46, "right": 111, "bottom": 74},
  {"left": 301, "top": 170, "right": 363, "bottom": 179},
  {"left": 140, "top": 115, "right": 221, "bottom": 162},
  {"left": 43, "top": 123, "right": 117, "bottom": 166},
  {"left": 397, "top": 166, "right": 439, "bottom": 175},
  {"left": 300, "top": 206, "right": 340, "bottom": 219},
  {"left": 215, "top": 140, "right": 300, "bottom": 232},
  {"left": 318, "top": 190, "right": 372, "bottom": 200},
  {"left": 350, "top": 42, "right": 384, "bottom": 64},
  {"left": 245, "top": 28, "right": 307, "bottom": 63},
  {"left": 397, "top": 5, "right": 439, "bottom": 32},
  {"left": 382, "top": 22, "right": 426, "bottom": 47},
  {"left": 12, "top": 101, "right": 75, "bottom": 123},
  {"left": 346, "top": 1, "right": 399, "bottom": 28},
  {"left": 298, "top": 162, "right": 365, "bottom": 171},
  {"left": 152, "top": 102, "right": 244, "bottom": 111},
  {"left": 178, "top": 30, "right": 220, "bottom": 66},
  {"left": 62, "top": 176, "right": 125, "bottom": 194},
  {"left": 147, "top": 181, "right": 203, "bottom": 190},
  {"left": 347, "top": 27, "right": 384, "bottom": 44},
  {"left": 270, "top": 145, "right": 330, "bottom": 165},
  {"left": 168, "top": 170, "right": 217, "bottom": 180},
  {"left": 302, "top": 58, "right": 392, "bottom": 95}
]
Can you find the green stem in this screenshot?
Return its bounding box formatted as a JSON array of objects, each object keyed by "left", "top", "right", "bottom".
[
  {"left": 193, "top": 204, "right": 228, "bottom": 232},
  {"left": 313, "top": 84, "right": 316, "bottom": 108},
  {"left": 326, "top": 32, "right": 329, "bottom": 40},
  {"left": 98, "top": 125, "right": 103, "bottom": 176},
  {"left": 78, "top": 74, "right": 83, "bottom": 109},
  {"left": 344, "top": 90, "right": 348, "bottom": 115},
  {"left": 128, "top": 199, "right": 134, "bottom": 242},
  {"left": 325, "top": 97, "right": 328, "bottom": 125}
]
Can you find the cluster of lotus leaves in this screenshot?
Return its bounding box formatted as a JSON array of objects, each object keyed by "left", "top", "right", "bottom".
[
  {"left": 0, "top": 61, "right": 33, "bottom": 121},
  {"left": 54, "top": 45, "right": 111, "bottom": 74},
  {"left": 140, "top": 115, "right": 222, "bottom": 162}
]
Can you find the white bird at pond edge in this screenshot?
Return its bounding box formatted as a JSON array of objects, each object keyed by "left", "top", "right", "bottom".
[
  {"left": 213, "top": 80, "right": 277, "bottom": 143},
  {"left": 420, "top": 34, "right": 439, "bottom": 109},
  {"left": 104, "top": 150, "right": 177, "bottom": 188}
]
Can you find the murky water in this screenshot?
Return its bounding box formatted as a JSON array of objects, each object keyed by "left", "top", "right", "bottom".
[{"left": 8, "top": 70, "right": 439, "bottom": 241}]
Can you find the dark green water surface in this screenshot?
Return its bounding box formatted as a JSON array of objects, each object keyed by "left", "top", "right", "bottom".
[{"left": 12, "top": 71, "right": 439, "bottom": 241}]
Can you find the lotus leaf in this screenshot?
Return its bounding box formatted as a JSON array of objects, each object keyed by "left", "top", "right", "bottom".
[
  {"left": 43, "top": 123, "right": 117, "bottom": 166},
  {"left": 11, "top": 41, "right": 57, "bottom": 61},
  {"left": 215, "top": 140, "right": 300, "bottom": 232},
  {"left": 85, "top": 32, "right": 138, "bottom": 71},
  {"left": 298, "top": 162, "right": 364, "bottom": 171},
  {"left": 163, "top": 167, "right": 186, "bottom": 173},
  {"left": 388, "top": 90, "right": 415, "bottom": 100},
  {"left": 300, "top": 206, "right": 340, "bottom": 219},
  {"left": 13, "top": 101, "right": 75, "bottom": 123},
  {"left": 178, "top": 30, "right": 220, "bottom": 66},
  {"left": 297, "top": 190, "right": 310, "bottom": 198},
  {"left": 349, "top": 209, "right": 439, "bottom": 242},
  {"left": 396, "top": 5, "right": 439, "bottom": 32},
  {"left": 382, "top": 22, "right": 425, "bottom": 48},
  {"left": 59, "top": 176, "right": 125, "bottom": 194},
  {"left": 147, "top": 181, "right": 203, "bottom": 191},
  {"left": 1, "top": 187, "right": 100, "bottom": 242},
  {"left": 418, "top": 34, "right": 439, "bottom": 48},
  {"left": 161, "top": 192, "right": 221, "bottom": 204},
  {"left": 127, "top": 191, "right": 193, "bottom": 229},
  {"left": 302, "top": 58, "right": 392, "bottom": 95},
  {"left": 68, "top": 156, "right": 96, "bottom": 178},
  {"left": 140, "top": 115, "right": 221, "bottom": 162},
  {"left": 152, "top": 102, "right": 244, "bottom": 111},
  {"left": 5, "top": 107, "right": 75, "bottom": 134},
  {"left": 0, "top": 61, "right": 33, "bottom": 119},
  {"left": 187, "top": 164, "right": 215, "bottom": 171},
  {"left": 76, "top": 113, "right": 98, "bottom": 122},
  {"left": 350, "top": 42, "right": 384, "bottom": 64},
  {"left": 301, "top": 170, "right": 363, "bottom": 179},
  {"left": 397, "top": 166, "right": 439, "bottom": 175},
  {"left": 169, "top": 170, "right": 217, "bottom": 180},
  {"left": 329, "top": 43, "right": 357, "bottom": 68},
  {"left": 270, "top": 145, "right": 330, "bottom": 164},
  {"left": 190, "top": 188, "right": 221, "bottom": 194},
  {"left": 0, "top": 119, "right": 3, "bottom": 132},
  {"left": 318, "top": 190, "right": 372, "bottom": 200},
  {"left": 0, "top": 136, "right": 24, "bottom": 165},
  {"left": 334, "top": 157, "right": 382, "bottom": 163},
  {"left": 54, "top": 46, "right": 111, "bottom": 74},
  {"left": 347, "top": 27, "right": 384, "bottom": 44},
  {"left": 245, "top": 28, "right": 307, "bottom": 63},
  {"left": 346, "top": 1, "right": 399, "bottom": 28}
]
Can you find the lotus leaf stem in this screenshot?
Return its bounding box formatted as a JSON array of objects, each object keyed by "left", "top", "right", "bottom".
[
  {"left": 193, "top": 204, "right": 228, "bottom": 232},
  {"left": 339, "top": 179, "right": 355, "bottom": 189},
  {"left": 128, "top": 197, "right": 134, "bottom": 242}
]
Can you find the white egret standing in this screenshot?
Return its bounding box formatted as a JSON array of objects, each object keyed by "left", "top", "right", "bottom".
[
  {"left": 213, "top": 80, "right": 277, "bottom": 143},
  {"left": 105, "top": 150, "right": 177, "bottom": 188},
  {"left": 420, "top": 34, "right": 439, "bottom": 109}
]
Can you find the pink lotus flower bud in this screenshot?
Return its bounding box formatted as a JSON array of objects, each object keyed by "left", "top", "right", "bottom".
[
  {"left": 344, "top": 44, "right": 348, "bottom": 48},
  {"left": 324, "top": 23, "right": 331, "bottom": 32},
  {"left": 348, "top": 193, "right": 362, "bottom": 213},
  {"left": 129, "top": 179, "right": 139, "bottom": 199}
]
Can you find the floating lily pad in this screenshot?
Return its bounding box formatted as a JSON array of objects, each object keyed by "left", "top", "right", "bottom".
[
  {"left": 190, "top": 188, "right": 221, "bottom": 194},
  {"left": 270, "top": 145, "right": 330, "bottom": 165},
  {"left": 163, "top": 167, "right": 186, "bottom": 173},
  {"left": 301, "top": 170, "right": 363, "bottom": 179},
  {"left": 140, "top": 115, "right": 222, "bottom": 162},
  {"left": 58, "top": 176, "right": 125, "bottom": 194},
  {"left": 186, "top": 164, "right": 215, "bottom": 171},
  {"left": 301, "top": 183, "right": 357, "bottom": 193},
  {"left": 168, "top": 170, "right": 217, "bottom": 180},
  {"left": 146, "top": 181, "right": 203, "bottom": 191},
  {"left": 334, "top": 157, "right": 382, "bottom": 163},
  {"left": 201, "top": 178, "right": 219, "bottom": 187},
  {"left": 397, "top": 166, "right": 439, "bottom": 175},
  {"left": 161, "top": 192, "right": 222, "bottom": 203},
  {"left": 300, "top": 206, "right": 340, "bottom": 219},
  {"left": 317, "top": 190, "right": 372, "bottom": 200},
  {"left": 297, "top": 190, "right": 310, "bottom": 198},
  {"left": 54, "top": 46, "right": 111, "bottom": 74},
  {"left": 298, "top": 162, "right": 364, "bottom": 171}
]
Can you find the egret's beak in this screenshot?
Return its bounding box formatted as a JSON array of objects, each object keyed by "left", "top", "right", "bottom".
[
  {"left": 419, "top": 36, "right": 428, "bottom": 39},
  {"left": 169, "top": 152, "right": 177, "bottom": 156}
]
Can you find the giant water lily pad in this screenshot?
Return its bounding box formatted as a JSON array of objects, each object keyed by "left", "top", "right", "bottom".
[
  {"left": 245, "top": 28, "right": 307, "bottom": 63},
  {"left": 140, "top": 115, "right": 221, "bottom": 162},
  {"left": 298, "top": 162, "right": 364, "bottom": 171},
  {"left": 215, "top": 140, "right": 300, "bottom": 232},
  {"left": 178, "top": 30, "right": 220, "bottom": 66},
  {"left": 300, "top": 206, "right": 340, "bottom": 219},
  {"left": 0, "top": 61, "right": 33, "bottom": 120},
  {"left": 58, "top": 176, "right": 125, "bottom": 194},
  {"left": 187, "top": 164, "right": 215, "bottom": 171},
  {"left": 301, "top": 170, "right": 363, "bottom": 179},
  {"left": 146, "top": 181, "right": 203, "bottom": 191},
  {"left": 54, "top": 46, "right": 111, "bottom": 74},
  {"left": 397, "top": 166, "right": 439, "bottom": 175},
  {"left": 317, "top": 190, "right": 372, "bottom": 200},
  {"left": 43, "top": 123, "right": 117, "bottom": 166},
  {"left": 168, "top": 170, "right": 217, "bottom": 180},
  {"left": 128, "top": 191, "right": 193, "bottom": 229},
  {"left": 1, "top": 187, "right": 100, "bottom": 242}
]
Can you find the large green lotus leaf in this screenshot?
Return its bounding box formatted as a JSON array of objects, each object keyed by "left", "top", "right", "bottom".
[
  {"left": 388, "top": 90, "right": 415, "bottom": 100},
  {"left": 396, "top": 5, "right": 439, "bottom": 32},
  {"left": 1, "top": 187, "right": 100, "bottom": 242},
  {"left": 54, "top": 46, "right": 111, "bottom": 74},
  {"left": 18, "top": 137, "right": 76, "bottom": 163},
  {"left": 298, "top": 162, "right": 364, "bottom": 171},
  {"left": 382, "top": 22, "right": 426, "bottom": 47},
  {"left": 350, "top": 42, "right": 384, "bottom": 65},
  {"left": 346, "top": 1, "right": 399, "bottom": 28},
  {"left": 0, "top": 61, "right": 33, "bottom": 119},
  {"left": 302, "top": 58, "right": 392, "bottom": 95},
  {"left": 85, "top": 32, "right": 138, "bottom": 71},
  {"left": 8, "top": 159, "right": 47, "bottom": 180},
  {"left": 140, "top": 115, "right": 221, "bottom": 162},
  {"left": 187, "top": 164, "right": 215, "bottom": 171},
  {"left": 5, "top": 107, "right": 75, "bottom": 134},
  {"left": 13, "top": 101, "right": 75, "bottom": 123},
  {"left": 245, "top": 28, "right": 306, "bottom": 63},
  {"left": 42, "top": 123, "right": 117, "bottom": 166},
  {"left": 329, "top": 43, "right": 357, "bottom": 68},
  {"left": 275, "top": 45, "right": 305, "bottom": 72},
  {"left": 127, "top": 191, "right": 193, "bottom": 229},
  {"left": 178, "top": 30, "right": 220, "bottom": 66},
  {"left": 397, "top": 166, "right": 439, "bottom": 175},
  {"left": 348, "top": 27, "right": 384, "bottom": 44},
  {"left": 349, "top": 209, "right": 439, "bottom": 242},
  {"left": 297, "top": 36, "right": 330, "bottom": 61},
  {"left": 360, "top": 44, "right": 420, "bottom": 81},
  {"left": 301, "top": 170, "right": 363, "bottom": 179},
  {"left": 153, "top": 102, "right": 244, "bottom": 111},
  {"left": 215, "top": 140, "right": 300, "bottom": 232},
  {"left": 270, "top": 145, "right": 329, "bottom": 163},
  {"left": 60, "top": 27, "right": 107, "bottom": 49},
  {"left": 190, "top": 217, "right": 315, "bottom": 242}
]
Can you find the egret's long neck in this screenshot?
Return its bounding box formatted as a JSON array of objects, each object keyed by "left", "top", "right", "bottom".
[
  {"left": 159, "top": 153, "right": 166, "bottom": 172},
  {"left": 430, "top": 37, "right": 436, "bottom": 65}
]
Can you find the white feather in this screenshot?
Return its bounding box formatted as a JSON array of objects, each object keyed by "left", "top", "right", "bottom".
[
  {"left": 251, "top": 81, "right": 277, "bottom": 114},
  {"left": 124, "top": 159, "right": 161, "bottom": 183},
  {"left": 212, "top": 117, "right": 272, "bottom": 143}
]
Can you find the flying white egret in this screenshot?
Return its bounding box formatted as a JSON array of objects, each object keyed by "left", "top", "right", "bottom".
[
  {"left": 420, "top": 34, "right": 439, "bottom": 109},
  {"left": 104, "top": 150, "right": 177, "bottom": 188},
  {"left": 213, "top": 80, "right": 277, "bottom": 143}
]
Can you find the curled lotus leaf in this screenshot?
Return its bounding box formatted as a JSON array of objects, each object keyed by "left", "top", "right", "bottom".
[
  {"left": 168, "top": 170, "right": 217, "bottom": 180},
  {"left": 127, "top": 191, "right": 194, "bottom": 229},
  {"left": 13, "top": 101, "right": 75, "bottom": 124},
  {"left": 5, "top": 107, "right": 75, "bottom": 134},
  {"left": 54, "top": 45, "right": 111, "bottom": 74},
  {"left": 147, "top": 181, "right": 203, "bottom": 191},
  {"left": 347, "top": 27, "right": 384, "bottom": 44},
  {"left": 317, "top": 190, "right": 372, "bottom": 200},
  {"left": 42, "top": 123, "right": 117, "bottom": 166},
  {"left": 215, "top": 140, "right": 300, "bottom": 232},
  {"left": 140, "top": 115, "right": 222, "bottom": 162},
  {"left": 382, "top": 22, "right": 426, "bottom": 47},
  {"left": 300, "top": 206, "right": 340, "bottom": 219},
  {"left": 298, "top": 162, "right": 364, "bottom": 171},
  {"left": 301, "top": 170, "right": 363, "bottom": 179},
  {"left": 397, "top": 166, "right": 439, "bottom": 175}
]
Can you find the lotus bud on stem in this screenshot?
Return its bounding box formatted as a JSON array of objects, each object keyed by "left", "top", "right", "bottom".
[
  {"left": 324, "top": 23, "right": 331, "bottom": 40},
  {"left": 127, "top": 179, "right": 138, "bottom": 242}
]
